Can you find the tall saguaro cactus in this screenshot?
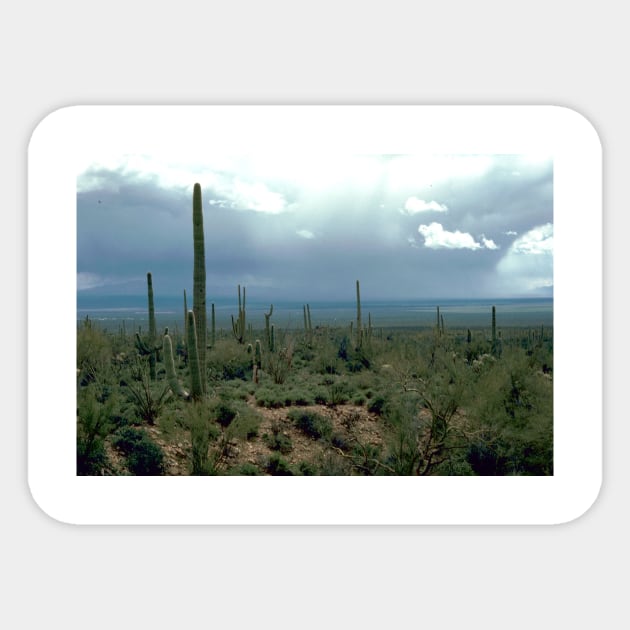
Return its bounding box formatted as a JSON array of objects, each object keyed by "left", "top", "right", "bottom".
[
  {"left": 356, "top": 280, "right": 363, "bottom": 350},
  {"left": 192, "top": 183, "right": 207, "bottom": 393},
  {"left": 134, "top": 271, "right": 160, "bottom": 380},
  {"left": 264, "top": 304, "right": 274, "bottom": 350}
]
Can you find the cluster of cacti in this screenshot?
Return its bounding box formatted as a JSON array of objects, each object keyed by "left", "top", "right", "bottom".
[{"left": 231, "top": 284, "right": 247, "bottom": 344}]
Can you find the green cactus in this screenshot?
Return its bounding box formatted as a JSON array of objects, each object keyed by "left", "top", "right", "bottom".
[
  {"left": 303, "top": 303, "right": 313, "bottom": 345},
  {"left": 211, "top": 302, "right": 216, "bottom": 347},
  {"left": 356, "top": 280, "right": 363, "bottom": 350},
  {"left": 270, "top": 324, "right": 275, "bottom": 354},
  {"left": 231, "top": 284, "right": 247, "bottom": 344},
  {"left": 183, "top": 288, "right": 188, "bottom": 342},
  {"left": 163, "top": 331, "right": 189, "bottom": 400},
  {"left": 134, "top": 272, "right": 161, "bottom": 379},
  {"left": 264, "top": 304, "right": 274, "bottom": 350},
  {"left": 254, "top": 339, "right": 262, "bottom": 369},
  {"left": 192, "top": 183, "right": 207, "bottom": 393},
  {"left": 186, "top": 310, "right": 203, "bottom": 401}
]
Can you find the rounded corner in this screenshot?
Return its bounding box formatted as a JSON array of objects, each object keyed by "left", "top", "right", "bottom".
[
  {"left": 27, "top": 476, "right": 78, "bottom": 527},
  {"left": 549, "top": 104, "right": 603, "bottom": 153},
  {"left": 27, "top": 105, "right": 83, "bottom": 154},
  {"left": 552, "top": 475, "right": 603, "bottom": 526}
]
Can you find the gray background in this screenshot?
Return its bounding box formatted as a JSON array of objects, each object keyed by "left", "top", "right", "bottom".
[{"left": 8, "top": 1, "right": 621, "bottom": 628}]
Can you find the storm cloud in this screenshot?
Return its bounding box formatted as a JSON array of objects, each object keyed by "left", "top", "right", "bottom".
[{"left": 77, "top": 154, "right": 553, "bottom": 301}]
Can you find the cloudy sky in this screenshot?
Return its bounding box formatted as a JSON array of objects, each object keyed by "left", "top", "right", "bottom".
[{"left": 77, "top": 153, "right": 553, "bottom": 302}]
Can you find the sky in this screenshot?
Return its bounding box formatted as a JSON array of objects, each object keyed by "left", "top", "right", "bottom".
[{"left": 76, "top": 153, "right": 553, "bottom": 302}]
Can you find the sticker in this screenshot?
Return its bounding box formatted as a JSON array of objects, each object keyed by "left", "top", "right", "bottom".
[{"left": 28, "top": 105, "right": 602, "bottom": 524}]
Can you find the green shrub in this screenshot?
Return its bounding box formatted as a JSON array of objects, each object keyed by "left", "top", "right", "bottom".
[
  {"left": 263, "top": 421, "right": 293, "bottom": 454},
  {"left": 112, "top": 427, "right": 165, "bottom": 475},
  {"left": 229, "top": 462, "right": 261, "bottom": 475},
  {"left": 214, "top": 402, "right": 237, "bottom": 428},
  {"left": 77, "top": 384, "right": 117, "bottom": 475},
  {"left": 265, "top": 453, "right": 294, "bottom": 475},
  {"left": 288, "top": 409, "right": 333, "bottom": 441},
  {"left": 367, "top": 395, "right": 387, "bottom": 415}
]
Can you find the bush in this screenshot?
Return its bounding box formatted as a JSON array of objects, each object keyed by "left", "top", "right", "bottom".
[
  {"left": 263, "top": 421, "right": 293, "bottom": 454},
  {"left": 265, "top": 453, "right": 294, "bottom": 475},
  {"left": 112, "top": 427, "right": 165, "bottom": 475},
  {"left": 288, "top": 409, "right": 333, "bottom": 441},
  {"left": 367, "top": 395, "right": 387, "bottom": 416},
  {"left": 214, "top": 402, "right": 237, "bottom": 428}
]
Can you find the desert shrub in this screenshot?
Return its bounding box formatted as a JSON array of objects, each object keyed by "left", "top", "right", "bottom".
[
  {"left": 263, "top": 421, "right": 293, "bottom": 454},
  {"left": 331, "top": 433, "right": 351, "bottom": 452},
  {"left": 188, "top": 405, "right": 221, "bottom": 475},
  {"left": 265, "top": 453, "right": 294, "bottom": 475},
  {"left": 77, "top": 384, "right": 117, "bottom": 475},
  {"left": 255, "top": 386, "right": 286, "bottom": 409},
  {"left": 229, "top": 462, "right": 261, "bottom": 475},
  {"left": 124, "top": 363, "right": 171, "bottom": 425},
  {"left": 367, "top": 395, "right": 387, "bottom": 416},
  {"left": 213, "top": 402, "right": 237, "bottom": 428},
  {"left": 206, "top": 340, "right": 252, "bottom": 381},
  {"left": 288, "top": 409, "right": 333, "bottom": 441},
  {"left": 228, "top": 405, "right": 262, "bottom": 440},
  {"left": 297, "top": 461, "right": 317, "bottom": 475},
  {"left": 77, "top": 319, "right": 113, "bottom": 384},
  {"left": 112, "top": 427, "right": 165, "bottom": 475},
  {"left": 314, "top": 451, "right": 352, "bottom": 475}
]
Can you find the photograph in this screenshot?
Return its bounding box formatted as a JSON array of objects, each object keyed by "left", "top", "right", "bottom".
[{"left": 76, "top": 148, "right": 554, "bottom": 477}]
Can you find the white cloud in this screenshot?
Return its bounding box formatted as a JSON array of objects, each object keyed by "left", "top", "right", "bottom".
[
  {"left": 496, "top": 223, "right": 553, "bottom": 292},
  {"left": 505, "top": 230, "right": 518, "bottom": 236},
  {"left": 418, "top": 222, "right": 498, "bottom": 251},
  {"left": 511, "top": 222, "right": 553, "bottom": 254},
  {"left": 402, "top": 197, "right": 448, "bottom": 215},
  {"left": 231, "top": 180, "right": 288, "bottom": 214},
  {"left": 296, "top": 229, "right": 315, "bottom": 239},
  {"left": 481, "top": 235, "right": 499, "bottom": 250}
]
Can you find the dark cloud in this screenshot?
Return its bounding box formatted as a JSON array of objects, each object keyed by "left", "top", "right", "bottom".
[{"left": 77, "top": 155, "right": 553, "bottom": 301}]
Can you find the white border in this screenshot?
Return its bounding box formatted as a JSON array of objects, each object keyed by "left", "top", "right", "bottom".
[{"left": 27, "top": 106, "right": 602, "bottom": 524}]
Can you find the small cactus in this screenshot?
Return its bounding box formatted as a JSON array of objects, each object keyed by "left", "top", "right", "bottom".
[
  {"left": 163, "top": 332, "right": 189, "bottom": 400},
  {"left": 231, "top": 284, "right": 247, "bottom": 344}
]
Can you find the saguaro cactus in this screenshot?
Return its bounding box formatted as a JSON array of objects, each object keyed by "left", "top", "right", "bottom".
[
  {"left": 186, "top": 310, "right": 203, "bottom": 401},
  {"left": 163, "top": 330, "right": 189, "bottom": 399},
  {"left": 134, "top": 272, "right": 161, "bottom": 380},
  {"left": 192, "top": 183, "right": 207, "bottom": 393},
  {"left": 231, "top": 284, "right": 247, "bottom": 344},
  {"left": 303, "top": 303, "right": 313, "bottom": 345},
  {"left": 264, "top": 304, "right": 274, "bottom": 350},
  {"left": 211, "top": 302, "right": 216, "bottom": 348},
  {"left": 356, "top": 280, "right": 363, "bottom": 350}
]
